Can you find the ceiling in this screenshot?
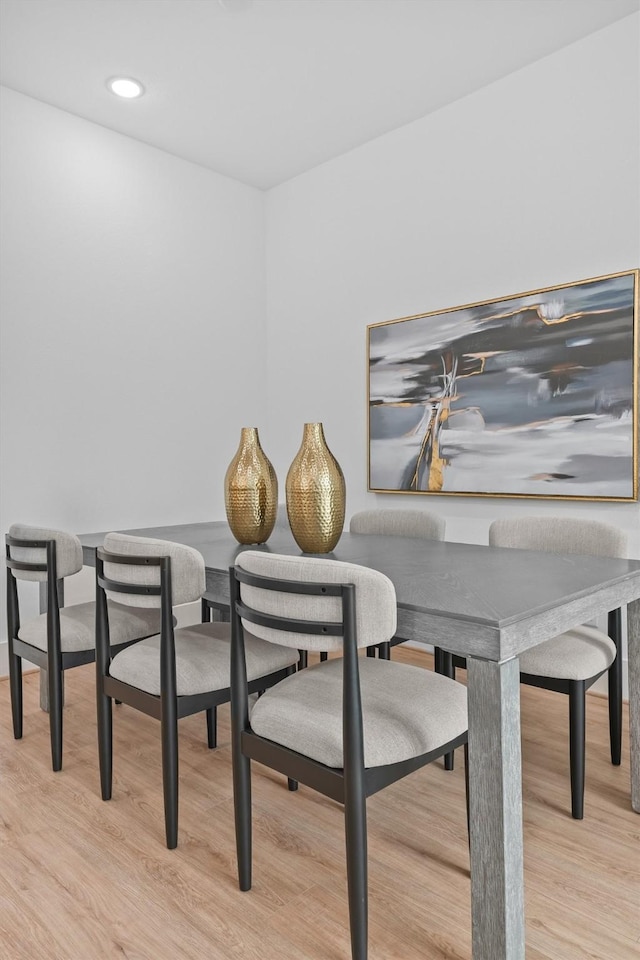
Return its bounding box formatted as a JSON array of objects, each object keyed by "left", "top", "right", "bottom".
[{"left": 1, "top": 0, "right": 638, "bottom": 190}]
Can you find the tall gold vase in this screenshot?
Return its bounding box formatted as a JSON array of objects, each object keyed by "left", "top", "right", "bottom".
[
  {"left": 286, "top": 422, "right": 346, "bottom": 553},
  {"left": 224, "top": 427, "right": 278, "bottom": 544}
]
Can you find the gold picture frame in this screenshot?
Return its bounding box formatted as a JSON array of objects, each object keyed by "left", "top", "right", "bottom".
[{"left": 367, "top": 269, "right": 639, "bottom": 501}]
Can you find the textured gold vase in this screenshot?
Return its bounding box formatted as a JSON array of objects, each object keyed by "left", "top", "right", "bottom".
[
  {"left": 224, "top": 427, "right": 278, "bottom": 544},
  {"left": 286, "top": 422, "right": 346, "bottom": 554}
]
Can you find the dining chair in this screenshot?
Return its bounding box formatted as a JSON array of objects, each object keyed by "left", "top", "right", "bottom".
[
  {"left": 229, "top": 551, "right": 468, "bottom": 960},
  {"left": 95, "top": 533, "right": 300, "bottom": 849},
  {"left": 438, "top": 516, "right": 626, "bottom": 819},
  {"left": 5, "top": 523, "right": 164, "bottom": 772},
  {"left": 348, "top": 509, "right": 445, "bottom": 661}
]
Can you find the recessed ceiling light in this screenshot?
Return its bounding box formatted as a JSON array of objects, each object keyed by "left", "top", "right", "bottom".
[{"left": 107, "top": 77, "right": 145, "bottom": 99}]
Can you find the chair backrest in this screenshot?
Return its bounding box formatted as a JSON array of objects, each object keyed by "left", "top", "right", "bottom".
[
  {"left": 488, "top": 517, "right": 627, "bottom": 559},
  {"left": 349, "top": 509, "right": 445, "bottom": 541},
  {"left": 234, "top": 551, "right": 397, "bottom": 652},
  {"left": 102, "top": 533, "right": 206, "bottom": 608},
  {"left": 6, "top": 523, "right": 83, "bottom": 581}
]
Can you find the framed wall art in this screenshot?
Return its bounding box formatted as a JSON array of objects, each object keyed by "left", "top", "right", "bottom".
[{"left": 368, "top": 269, "right": 638, "bottom": 501}]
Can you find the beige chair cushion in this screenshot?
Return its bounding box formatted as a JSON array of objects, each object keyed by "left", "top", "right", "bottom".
[
  {"left": 489, "top": 517, "right": 624, "bottom": 683},
  {"left": 8, "top": 523, "right": 83, "bottom": 581},
  {"left": 348, "top": 511, "right": 445, "bottom": 649},
  {"left": 488, "top": 517, "right": 626, "bottom": 558},
  {"left": 349, "top": 509, "right": 445, "bottom": 541},
  {"left": 250, "top": 657, "right": 467, "bottom": 769},
  {"left": 102, "top": 532, "right": 206, "bottom": 608},
  {"left": 519, "top": 625, "right": 616, "bottom": 681},
  {"left": 236, "top": 551, "right": 397, "bottom": 653},
  {"left": 108, "top": 622, "right": 299, "bottom": 697},
  {"left": 18, "top": 601, "right": 162, "bottom": 654}
]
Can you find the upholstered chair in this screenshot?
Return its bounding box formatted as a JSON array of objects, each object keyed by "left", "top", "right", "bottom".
[
  {"left": 5, "top": 523, "right": 163, "bottom": 772},
  {"left": 349, "top": 508, "right": 445, "bottom": 541},
  {"left": 95, "top": 533, "right": 299, "bottom": 849},
  {"left": 349, "top": 509, "right": 445, "bottom": 661},
  {"left": 229, "top": 551, "right": 468, "bottom": 960},
  {"left": 438, "top": 516, "right": 626, "bottom": 819}
]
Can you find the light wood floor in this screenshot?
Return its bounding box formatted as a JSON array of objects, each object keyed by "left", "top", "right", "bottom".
[{"left": 1, "top": 648, "right": 638, "bottom": 960}]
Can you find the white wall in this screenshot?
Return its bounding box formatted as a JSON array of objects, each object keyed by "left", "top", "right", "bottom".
[
  {"left": 265, "top": 16, "right": 640, "bottom": 692},
  {"left": 265, "top": 15, "right": 639, "bottom": 541},
  {"left": 0, "top": 87, "right": 267, "bottom": 654}
]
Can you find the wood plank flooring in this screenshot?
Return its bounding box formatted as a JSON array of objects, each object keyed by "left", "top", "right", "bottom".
[{"left": 1, "top": 647, "right": 638, "bottom": 960}]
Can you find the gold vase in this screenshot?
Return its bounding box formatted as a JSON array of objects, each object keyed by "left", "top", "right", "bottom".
[
  {"left": 224, "top": 427, "right": 278, "bottom": 544},
  {"left": 286, "top": 423, "right": 346, "bottom": 553}
]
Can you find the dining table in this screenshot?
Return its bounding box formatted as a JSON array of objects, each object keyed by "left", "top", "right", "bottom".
[{"left": 75, "top": 518, "right": 640, "bottom": 960}]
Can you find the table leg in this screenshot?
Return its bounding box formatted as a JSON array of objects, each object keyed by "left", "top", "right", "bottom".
[
  {"left": 628, "top": 598, "right": 640, "bottom": 813},
  {"left": 467, "top": 656, "right": 525, "bottom": 960},
  {"left": 38, "top": 579, "right": 64, "bottom": 712}
]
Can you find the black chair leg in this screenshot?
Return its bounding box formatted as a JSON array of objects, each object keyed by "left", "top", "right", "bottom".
[
  {"left": 48, "top": 665, "right": 63, "bottom": 772},
  {"left": 608, "top": 657, "right": 622, "bottom": 766},
  {"left": 8, "top": 650, "right": 23, "bottom": 739},
  {"left": 233, "top": 751, "right": 252, "bottom": 891},
  {"left": 608, "top": 608, "right": 623, "bottom": 766},
  {"left": 298, "top": 650, "right": 308, "bottom": 670},
  {"left": 161, "top": 698, "right": 179, "bottom": 849},
  {"left": 283, "top": 661, "right": 297, "bottom": 768},
  {"left": 569, "top": 681, "right": 586, "bottom": 820},
  {"left": 285, "top": 665, "right": 298, "bottom": 793},
  {"left": 442, "top": 652, "right": 454, "bottom": 678},
  {"left": 206, "top": 707, "right": 217, "bottom": 748},
  {"left": 97, "top": 689, "right": 113, "bottom": 800},
  {"left": 463, "top": 741, "right": 470, "bottom": 846},
  {"left": 344, "top": 781, "right": 368, "bottom": 960},
  {"left": 434, "top": 646, "right": 442, "bottom": 674},
  {"left": 441, "top": 651, "right": 456, "bottom": 771},
  {"left": 201, "top": 597, "right": 212, "bottom": 623},
  {"left": 366, "top": 646, "right": 376, "bottom": 658},
  {"left": 320, "top": 651, "right": 328, "bottom": 662},
  {"left": 378, "top": 641, "right": 391, "bottom": 660}
]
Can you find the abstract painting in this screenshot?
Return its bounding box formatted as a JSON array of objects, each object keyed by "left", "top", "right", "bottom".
[{"left": 368, "top": 270, "right": 638, "bottom": 500}]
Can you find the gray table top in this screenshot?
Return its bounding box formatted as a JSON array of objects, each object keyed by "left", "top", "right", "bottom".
[{"left": 80, "top": 519, "right": 640, "bottom": 661}]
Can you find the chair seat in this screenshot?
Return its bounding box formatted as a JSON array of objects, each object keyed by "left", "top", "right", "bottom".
[
  {"left": 18, "top": 601, "right": 162, "bottom": 654},
  {"left": 108, "top": 622, "right": 299, "bottom": 697},
  {"left": 250, "top": 657, "right": 467, "bottom": 769},
  {"left": 518, "top": 625, "right": 616, "bottom": 681}
]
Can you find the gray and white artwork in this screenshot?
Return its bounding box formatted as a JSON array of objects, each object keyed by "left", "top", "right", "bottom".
[{"left": 368, "top": 271, "right": 638, "bottom": 500}]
